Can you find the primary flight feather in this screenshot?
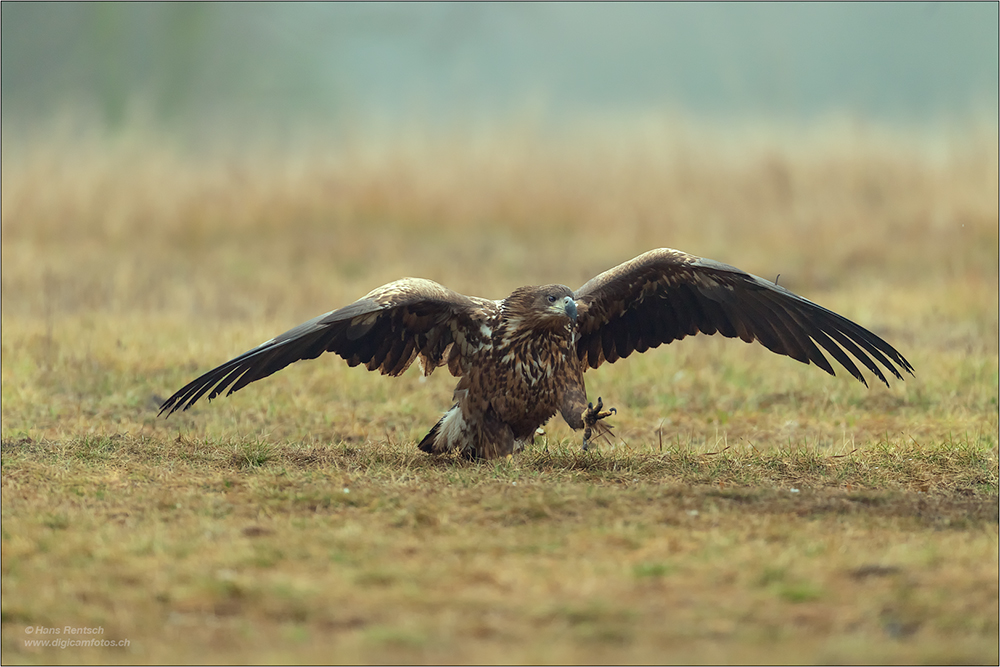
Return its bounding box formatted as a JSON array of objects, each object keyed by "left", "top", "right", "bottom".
[{"left": 160, "top": 248, "right": 913, "bottom": 459}]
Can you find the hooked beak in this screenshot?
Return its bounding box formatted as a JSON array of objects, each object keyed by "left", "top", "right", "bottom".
[{"left": 563, "top": 296, "right": 578, "bottom": 322}]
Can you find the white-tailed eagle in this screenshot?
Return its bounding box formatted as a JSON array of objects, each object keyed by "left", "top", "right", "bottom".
[{"left": 160, "top": 248, "right": 913, "bottom": 459}]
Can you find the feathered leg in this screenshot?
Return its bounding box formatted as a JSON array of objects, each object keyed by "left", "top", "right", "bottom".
[{"left": 560, "top": 380, "right": 617, "bottom": 451}]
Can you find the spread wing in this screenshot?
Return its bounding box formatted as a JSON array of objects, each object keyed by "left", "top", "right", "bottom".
[
  {"left": 160, "top": 278, "right": 497, "bottom": 416},
  {"left": 574, "top": 248, "right": 914, "bottom": 386}
]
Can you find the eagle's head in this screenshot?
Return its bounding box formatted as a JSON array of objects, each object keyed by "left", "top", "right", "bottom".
[{"left": 504, "top": 284, "right": 577, "bottom": 329}]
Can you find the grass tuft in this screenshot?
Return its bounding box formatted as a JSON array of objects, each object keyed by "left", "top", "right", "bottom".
[{"left": 231, "top": 438, "right": 275, "bottom": 469}]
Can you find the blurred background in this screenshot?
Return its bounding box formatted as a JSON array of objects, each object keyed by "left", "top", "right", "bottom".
[
  {"left": 1, "top": 3, "right": 997, "bottom": 447},
  {"left": 3, "top": 2, "right": 997, "bottom": 133},
  {"left": 2, "top": 1, "right": 997, "bottom": 349}
]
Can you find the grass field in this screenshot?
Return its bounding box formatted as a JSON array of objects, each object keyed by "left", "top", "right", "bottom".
[{"left": 2, "top": 115, "right": 998, "bottom": 664}]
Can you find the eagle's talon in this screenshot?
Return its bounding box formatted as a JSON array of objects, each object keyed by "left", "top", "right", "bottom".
[
  {"left": 583, "top": 396, "right": 616, "bottom": 427},
  {"left": 581, "top": 396, "right": 616, "bottom": 451}
]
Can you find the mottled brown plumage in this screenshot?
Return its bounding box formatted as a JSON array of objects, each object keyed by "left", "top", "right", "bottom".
[{"left": 160, "top": 248, "right": 914, "bottom": 459}]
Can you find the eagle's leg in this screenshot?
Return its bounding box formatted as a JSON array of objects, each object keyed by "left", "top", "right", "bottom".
[
  {"left": 582, "top": 396, "right": 616, "bottom": 451},
  {"left": 465, "top": 413, "right": 516, "bottom": 461}
]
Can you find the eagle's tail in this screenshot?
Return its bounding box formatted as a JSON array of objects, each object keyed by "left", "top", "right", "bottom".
[
  {"left": 418, "top": 404, "right": 465, "bottom": 455},
  {"left": 417, "top": 418, "right": 444, "bottom": 454}
]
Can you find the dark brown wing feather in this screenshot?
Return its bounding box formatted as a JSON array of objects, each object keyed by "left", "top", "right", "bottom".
[
  {"left": 574, "top": 248, "right": 914, "bottom": 386},
  {"left": 160, "top": 278, "right": 497, "bottom": 416}
]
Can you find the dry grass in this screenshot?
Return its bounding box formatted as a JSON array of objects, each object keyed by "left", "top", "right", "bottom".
[{"left": 2, "top": 114, "right": 997, "bottom": 664}]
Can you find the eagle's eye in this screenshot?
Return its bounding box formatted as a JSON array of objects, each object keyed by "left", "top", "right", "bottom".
[{"left": 547, "top": 295, "right": 556, "bottom": 303}]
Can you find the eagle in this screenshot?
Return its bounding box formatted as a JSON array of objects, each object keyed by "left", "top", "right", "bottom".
[{"left": 160, "top": 248, "right": 913, "bottom": 459}]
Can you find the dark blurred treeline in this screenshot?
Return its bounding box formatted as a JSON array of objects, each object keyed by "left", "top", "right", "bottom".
[{"left": 2, "top": 2, "right": 997, "bottom": 131}]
